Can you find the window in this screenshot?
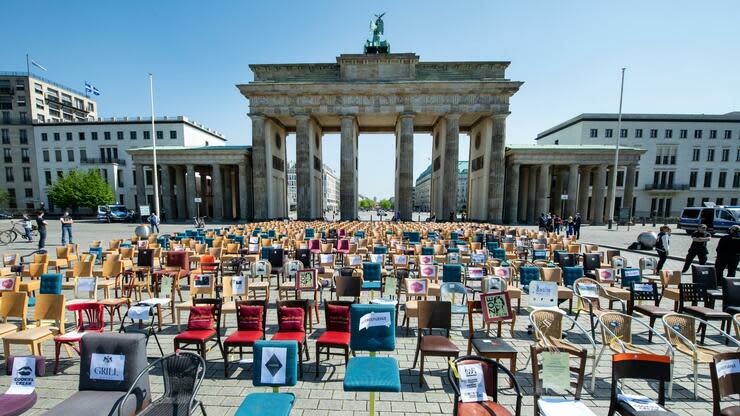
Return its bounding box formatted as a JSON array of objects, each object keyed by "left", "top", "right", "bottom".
[
  {"left": 689, "top": 171, "right": 698, "bottom": 187},
  {"left": 42, "top": 150, "right": 49, "bottom": 162},
  {"left": 635, "top": 129, "right": 643, "bottom": 138},
  {"left": 15, "top": 80, "right": 25, "bottom": 91},
  {"left": 104, "top": 131, "right": 111, "bottom": 140},
  {"left": 694, "top": 129, "right": 702, "bottom": 139},
  {"left": 17, "top": 96, "right": 26, "bottom": 107},
  {"left": 686, "top": 197, "right": 696, "bottom": 207},
  {"left": 130, "top": 131, "right": 137, "bottom": 140},
  {"left": 41, "top": 133, "right": 48, "bottom": 141},
  {"left": 67, "top": 149, "right": 74, "bottom": 162},
  {"left": 707, "top": 148, "right": 715, "bottom": 162},
  {"left": 734, "top": 172, "right": 740, "bottom": 188},
  {"left": 20, "top": 148, "right": 29, "bottom": 163},
  {"left": 616, "top": 171, "right": 624, "bottom": 186},
  {"left": 1, "top": 129, "right": 8, "bottom": 144},
  {"left": 635, "top": 171, "right": 639, "bottom": 187},
  {"left": 19, "top": 112, "right": 27, "bottom": 124},
  {"left": 722, "top": 149, "right": 730, "bottom": 162},
  {"left": 650, "top": 129, "right": 658, "bottom": 138},
  {"left": 66, "top": 132, "right": 72, "bottom": 141},
  {"left": 620, "top": 129, "right": 627, "bottom": 138},
  {"left": 692, "top": 148, "right": 700, "bottom": 161},
  {"left": 733, "top": 198, "right": 739, "bottom": 206},
  {"left": 117, "top": 131, "right": 123, "bottom": 140},
  {"left": 53, "top": 132, "right": 60, "bottom": 141},
  {"left": 80, "top": 149, "right": 87, "bottom": 161},
  {"left": 704, "top": 171, "right": 713, "bottom": 188},
  {"left": 78, "top": 132, "right": 85, "bottom": 141},
  {"left": 132, "top": 169, "right": 136, "bottom": 186},
  {"left": 717, "top": 198, "right": 725, "bottom": 206},
  {"left": 117, "top": 169, "right": 124, "bottom": 187},
  {"left": 91, "top": 132, "right": 98, "bottom": 141},
  {"left": 156, "top": 130, "right": 163, "bottom": 140},
  {"left": 665, "top": 129, "right": 672, "bottom": 138},
  {"left": 57, "top": 170, "right": 63, "bottom": 179},
  {"left": 5, "top": 167, "right": 13, "bottom": 182},
  {"left": 22, "top": 167, "right": 31, "bottom": 182},
  {"left": 3, "top": 148, "right": 11, "bottom": 163},
  {"left": 655, "top": 154, "right": 661, "bottom": 165},
  {"left": 145, "top": 168, "right": 153, "bottom": 185},
  {"left": 19, "top": 130, "right": 27, "bottom": 144},
  {"left": 143, "top": 130, "right": 150, "bottom": 140},
  {"left": 6, "top": 189, "right": 14, "bottom": 209},
  {"left": 725, "top": 130, "right": 733, "bottom": 139},
  {"left": 590, "top": 129, "right": 598, "bottom": 138},
  {"left": 710, "top": 130, "right": 717, "bottom": 139},
  {"left": 44, "top": 171, "right": 51, "bottom": 186},
  {"left": 719, "top": 171, "right": 727, "bottom": 188},
  {"left": 55, "top": 150, "right": 62, "bottom": 162},
  {"left": 24, "top": 188, "right": 32, "bottom": 198},
  {"left": 35, "top": 98, "right": 44, "bottom": 109},
  {"left": 680, "top": 129, "right": 688, "bottom": 139},
  {"left": 170, "top": 130, "right": 177, "bottom": 139},
  {"left": 737, "top": 149, "right": 740, "bottom": 162}
]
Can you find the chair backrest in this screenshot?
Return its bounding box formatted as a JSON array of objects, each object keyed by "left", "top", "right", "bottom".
[
  {"left": 68, "top": 301, "right": 105, "bottom": 331},
  {"left": 620, "top": 268, "right": 642, "bottom": 288},
  {"left": 190, "top": 273, "right": 215, "bottom": 297},
  {"left": 639, "top": 257, "right": 658, "bottom": 273},
  {"left": 269, "top": 248, "right": 285, "bottom": 268},
  {"left": 276, "top": 300, "right": 309, "bottom": 333},
  {"left": 531, "top": 344, "right": 587, "bottom": 407},
  {"left": 711, "top": 352, "right": 740, "bottom": 414},
  {"left": 2, "top": 253, "right": 18, "bottom": 266},
  {"left": 334, "top": 273, "right": 362, "bottom": 299},
  {"left": 442, "top": 264, "right": 462, "bottom": 283},
  {"left": 0, "top": 291, "right": 28, "bottom": 329},
  {"left": 600, "top": 312, "right": 635, "bottom": 344},
  {"left": 325, "top": 300, "right": 353, "bottom": 332},
  {"left": 235, "top": 299, "right": 267, "bottom": 332},
  {"left": 680, "top": 282, "right": 710, "bottom": 308},
  {"left": 417, "top": 300, "right": 452, "bottom": 331},
  {"left": 0, "top": 275, "right": 19, "bottom": 293},
  {"left": 28, "top": 262, "right": 48, "bottom": 278},
  {"left": 137, "top": 249, "right": 154, "bottom": 268},
  {"left": 362, "top": 262, "right": 381, "bottom": 282},
  {"left": 611, "top": 353, "right": 671, "bottom": 406},
  {"left": 629, "top": 281, "right": 659, "bottom": 307},
  {"left": 252, "top": 340, "right": 299, "bottom": 387},
  {"left": 692, "top": 264, "right": 718, "bottom": 290},
  {"left": 39, "top": 273, "right": 62, "bottom": 294},
  {"left": 349, "top": 303, "right": 396, "bottom": 352},
  {"left": 663, "top": 313, "right": 697, "bottom": 346},
  {"left": 519, "top": 266, "right": 540, "bottom": 290},
  {"left": 660, "top": 270, "right": 681, "bottom": 287},
  {"left": 449, "top": 355, "right": 521, "bottom": 407},
  {"left": 530, "top": 309, "right": 563, "bottom": 340},
  {"left": 723, "top": 279, "right": 740, "bottom": 310},
  {"left": 582, "top": 253, "right": 602, "bottom": 271},
  {"left": 166, "top": 251, "right": 189, "bottom": 271},
  {"left": 540, "top": 267, "right": 563, "bottom": 284},
  {"left": 562, "top": 266, "right": 584, "bottom": 287},
  {"left": 252, "top": 260, "right": 272, "bottom": 278},
  {"left": 33, "top": 294, "right": 65, "bottom": 326},
  {"left": 74, "top": 277, "right": 98, "bottom": 300},
  {"left": 295, "top": 249, "right": 311, "bottom": 268},
  {"left": 190, "top": 298, "right": 222, "bottom": 330}
]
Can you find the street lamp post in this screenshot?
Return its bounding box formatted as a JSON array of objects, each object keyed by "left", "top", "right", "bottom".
[
  {"left": 149, "top": 74, "right": 160, "bottom": 219},
  {"left": 608, "top": 67, "right": 626, "bottom": 230}
]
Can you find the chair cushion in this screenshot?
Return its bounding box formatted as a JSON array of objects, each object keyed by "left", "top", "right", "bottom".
[
  {"left": 271, "top": 331, "right": 305, "bottom": 343},
  {"left": 317, "top": 330, "right": 350, "bottom": 346},
  {"left": 420, "top": 335, "right": 460, "bottom": 354},
  {"left": 683, "top": 305, "right": 731, "bottom": 319},
  {"left": 224, "top": 330, "right": 263, "bottom": 345},
  {"left": 326, "top": 304, "right": 350, "bottom": 332},
  {"left": 721, "top": 406, "right": 740, "bottom": 416},
  {"left": 362, "top": 281, "right": 382, "bottom": 291},
  {"left": 238, "top": 305, "right": 264, "bottom": 331},
  {"left": 634, "top": 305, "right": 671, "bottom": 317},
  {"left": 43, "top": 390, "right": 143, "bottom": 416},
  {"left": 0, "top": 391, "right": 37, "bottom": 416},
  {"left": 175, "top": 329, "right": 216, "bottom": 342},
  {"left": 457, "top": 400, "right": 513, "bottom": 416},
  {"left": 186, "top": 306, "right": 214, "bottom": 330},
  {"left": 234, "top": 392, "right": 295, "bottom": 416},
  {"left": 471, "top": 338, "right": 517, "bottom": 354},
  {"left": 278, "top": 307, "right": 304, "bottom": 332},
  {"left": 343, "top": 356, "right": 401, "bottom": 392}
]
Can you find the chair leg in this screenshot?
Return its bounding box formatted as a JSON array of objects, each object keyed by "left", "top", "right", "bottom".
[
  {"left": 412, "top": 345, "right": 420, "bottom": 368},
  {"left": 315, "top": 344, "right": 321, "bottom": 376},
  {"left": 648, "top": 317, "right": 655, "bottom": 343},
  {"left": 693, "top": 360, "right": 698, "bottom": 399},
  {"left": 419, "top": 353, "right": 425, "bottom": 386},
  {"left": 54, "top": 342, "right": 62, "bottom": 374},
  {"left": 199, "top": 400, "right": 208, "bottom": 416},
  {"left": 223, "top": 346, "right": 230, "bottom": 378},
  {"left": 299, "top": 344, "right": 304, "bottom": 379}
]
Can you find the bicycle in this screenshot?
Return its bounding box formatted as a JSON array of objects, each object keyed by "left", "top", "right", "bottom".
[
  {"left": 193, "top": 216, "right": 206, "bottom": 229},
  {"left": 0, "top": 221, "right": 38, "bottom": 245}
]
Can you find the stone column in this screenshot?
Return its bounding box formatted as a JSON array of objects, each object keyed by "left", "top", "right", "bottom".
[
  {"left": 487, "top": 114, "right": 507, "bottom": 223},
  {"left": 295, "top": 115, "right": 312, "bottom": 220},
  {"left": 174, "top": 166, "right": 186, "bottom": 219},
  {"left": 395, "top": 113, "right": 414, "bottom": 221},
  {"left": 577, "top": 166, "right": 591, "bottom": 218},
  {"left": 527, "top": 166, "right": 537, "bottom": 223},
  {"left": 504, "top": 162, "right": 520, "bottom": 224},
  {"left": 536, "top": 164, "right": 551, "bottom": 217},
  {"left": 250, "top": 114, "right": 268, "bottom": 220},
  {"left": 159, "top": 165, "right": 172, "bottom": 220},
  {"left": 224, "top": 166, "right": 234, "bottom": 219},
  {"left": 211, "top": 164, "right": 223, "bottom": 219},
  {"left": 591, "top": 165, "right": 607, "bottom": 225},
  {"left": 566, "top": 164, "right": 579, "bottom": 217},
  {"left": 623, "top": 164, "right": 637, "bottom": 218},
  {"left": 605, "top": 166, "right": 617, "bottom": 223},
  {"left": 135, "top": 164, "right": 146, "bottom": 208},
  {"left": 199, "top": 170, "right": 209, "bottom": 217},
  {"left": 186, "top": 164, "right": 197, "bottom": 219},
  {"left": 518, "top": 166, "right": 530, "bottom": 223},
  {"left": 442, "top": 114, "right": 460, "bottom": 219},
  {"left": 340, "top": 115, "right": 358, "bottom": 220},
  {"left": 238, "top": 162, "right": 250, "bottom": 220}
]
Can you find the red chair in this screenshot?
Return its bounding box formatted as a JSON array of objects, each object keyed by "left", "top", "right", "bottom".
[
  {"left": 308, "top": 239, "right": 322, "bottom": 266},
  {"left": 338, "top": 229, "right": 347, "bottom": 239},
  {"left": 198, "top": 254, "right": 219, "bottom": 274},
  {"left": 336, "top": 240, "right": 350, "bottom": 262},
  {"left": 272, "top": 300, "right": 310, "bottom": 379},
  {"left": 53, "top": 302, "right": 105, "bottom": 374},
  {"left": 222, "top": 299, "right": 268, "bottom": 377},
  {"left": 174, "top": 298, "right": 223, "bottom": 361},
  {"left": 153, "top": 251, "right": 191, "bottom": 280},
  {"left": 316, "top": 300, "right": 353, "bottom": 376}
]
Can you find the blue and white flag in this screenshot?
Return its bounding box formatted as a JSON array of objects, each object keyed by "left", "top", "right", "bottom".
[
  {"left": 85, "top": 82, "right": 101, "bottom": 96},
  {"left": 30, "top": 60, "right": 47, "bottom": 71}
]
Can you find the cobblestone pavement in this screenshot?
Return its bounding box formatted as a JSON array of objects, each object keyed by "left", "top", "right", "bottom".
[{"left": 0, "top": 220, "right": 725, "bottom": 415}]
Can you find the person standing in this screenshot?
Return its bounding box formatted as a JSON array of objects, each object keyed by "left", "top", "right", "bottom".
[
  {"left": 715, "top": 225, "right": 740, "bottom": 280},
  {"left": 60, "top": 210, "right": 73, "bottom": 245},
  {"left": 36, "top": 211, "right": 48, "bottom": 250},
  {"left": 148, "top": 211, "right": 160, "bottom": 233},
  {"left": 21, "top": 213, "right": 33, "bottom": 241},
  {"left": 682, "top": 224, "right": 711, "bottom": 273},
  {"left": 553, "top": 215, "right": 562, "bottom": 234},
  {"left": 574, "top": 213, "right": 582, "bottom": 240},
  {"left": 566, "top": 216, "right": 574, "bottom": 237},
  {"left": 655, "top": 225, "right": 671, "bottom": 272}
]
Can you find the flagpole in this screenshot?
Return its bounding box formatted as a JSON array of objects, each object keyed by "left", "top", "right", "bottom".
[
  {"left": 26, "top": 54, "right": 30, "bottom": 76},
  {"left": 608, "top": 67, "right": 626, "bottom": 229},
  {"left": 149, "top": 73, "right": 161, "bottom": 219}
]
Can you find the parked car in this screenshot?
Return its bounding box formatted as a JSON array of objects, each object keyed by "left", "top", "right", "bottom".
[
  {"left": 97, "top": 204, "right": 135, "bottom": 223},
  {"left": 678, "top": 205, "right": 740, "bottom": 234}
]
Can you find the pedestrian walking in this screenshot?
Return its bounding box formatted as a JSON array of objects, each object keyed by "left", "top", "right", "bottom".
[
  {"left": 553, "top": 215, "right": 562, "bottom": 234},
  {"left": 681, "top": 224, "right": 711, "bottom": 273},
  {"left": 566, "top": 216, "right": 574, "bottom": 237},
  {"left": 148, "top": 211, "right": 160, "bottom": 233},
  {"left": 36, "top": 211, "right": 48, "bottom": 250},
  {"left": 21, "top": 213, "right": 33, "bottom": 241},
  {"left": 655, "top": 225, "right": 671, "bottom": 272},
  {"left": 715, "top": 225, "right": 740, "bottom": 280},
  {"left": 60, "top": 210, "right": 73, "bottom": 245},
  {"left": 538, "top": 213, "right": 547, "bottom": 232},
  {"left": 574, "top": 213, "right": 582, "bottom": 240}
]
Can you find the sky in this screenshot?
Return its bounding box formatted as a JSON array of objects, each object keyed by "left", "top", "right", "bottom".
[{"left": 3, "top": 1, "right": 739, "bottom": 199}]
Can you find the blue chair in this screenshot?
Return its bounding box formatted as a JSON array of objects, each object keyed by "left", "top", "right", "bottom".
[
  {"left": 563, "top": 266, "right": 585, "bottom": 288},
  {"left": 88, "top": 247, "right": 103, "bottom": 264},
  {"left": 442, "top": 264, "right": 463, "bottom": 283},
  {"left": 519, "top": 266, "right": 540, "bottom": 295},
  {"left": 620, "top": 267, "right": 642, "bottom": 287},
  {"left": 408, "top": 232, "right": 421, "bottom": 244},
  {"left": 305, "top": 228, "right": 315, "bottom": 240},
  {"left": 268, "top": 230, "right": 276, "bottom": 239},
  {"left": 373, "top": 246, "right": 388, "bottom": 255},
  {"left": 450, "top": 231, "right": 459, "bottom": 241},
  {"left": 156, "top": 237, "right": 169, "bottom": 249},
  {"left": 441, "top": 282, "right": 468, "bottom": 324},
  {"left": 427, "top": 231, "right": 437, "bottom": 241},
  {"left": 39, "top": 273, "right": 63, "bottom": 295},
  {"left": 486, "top": 241, "right": 500, "bottom": 252},
  {"left": 235, "top": 340, "right": 299, "bottom": 416},
  {"left": 261, "top": 247, "right": 272, "bottom": 260},
  {"left": 355, "top": 231, "right": 365, "bottom": 239},
  {"left": 491, "top": 248, "right": 506, "bottom": 261},
  {"left": 233, "top": 235, "right": 245, "bottom": 247},
  {"left": 531, "top": 249, "right": 548, "bottom": 261},
  {"left": 421, "top": 246, "right": 434, "bottom": 256},
  {"left": 362, "top": 263, "right": 382, "bottom": 296},
  {"left": 447, "top": 247, "right": 460, "bottom": 254},
  {"left": 344, "top": 304, "right": 400, "bottom": 415}
]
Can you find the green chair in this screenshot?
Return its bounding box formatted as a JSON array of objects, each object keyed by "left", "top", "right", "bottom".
[{"left": 235, "top": 340, "right": 299, "bottom": 416}]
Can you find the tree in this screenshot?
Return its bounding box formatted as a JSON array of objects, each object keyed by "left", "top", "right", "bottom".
[
  {"left": 0, "top": 189, "right": 8, "bottom": 207},
  {"left": 359, "top": 198, "right": 374, "bottom": 210},
  {"left": 48, "top": 169, "right": 115, "bottom": 211},
  {"left": 379, "top": 199, "right": 393, "bottom": 210}
]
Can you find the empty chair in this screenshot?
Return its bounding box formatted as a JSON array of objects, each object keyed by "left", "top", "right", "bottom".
[
  {"left": 234, "top": 340, "right": 299, "bottom": 416},
  {"left": 608, "top": 354, "right": 677, "bottom": 415},
  {"left": 412, "top": 301, "right": 460, "bottom": 385},
  {"left": 710, "top": 352, "right": 740, "bottom": 416},
  {"left": 0, "top": 355, "right": 45, "bottom": 415},
  {"left": 447, "top": 355, "right": 522, "bottom": 416}
]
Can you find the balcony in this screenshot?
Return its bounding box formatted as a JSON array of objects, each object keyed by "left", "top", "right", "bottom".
[
  {"left": 644, "top": 183, "right": 690, "bottom": 191},
  {"left": 0, "top": 87, "right": 13, "bottom": 95},
  {"left": 45, "top": 94, "right": 90, "bottom": 113},
  {"left": 80, "top": 157, "right": 127, "bottom": 166},
  {"left": 0, "top": 117, "right": 31, "bottom": 125}
]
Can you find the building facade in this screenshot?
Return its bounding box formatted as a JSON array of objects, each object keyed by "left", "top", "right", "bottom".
[
  {"left": 287, "top": 161, "right": 340, "bottom": 214},
  {"left": 536, "top": 112, "right": 740, "bottom": 218},
  {"left": 0, "top": 72, "right": 97, "bottom": 211},
  {"left": 414, "top": 161, "right": 468, "bottom": 214},
  {"left": 33, "top": 117, "right": 225, "bottom": 213}
]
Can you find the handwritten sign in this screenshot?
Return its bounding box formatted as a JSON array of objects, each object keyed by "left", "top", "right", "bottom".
[
  {"left": 90, "top": 353, "right": 125, "bottom": 381},
  {"left": 383, "top": 276, "right": 397, "bottom": 297},
  {"left": 480, "top": 292, "right": 513, "bottom": 323},
  {"left": 529, "top": 281, "right": 558, "bottom": 309},
  {"left": 577, "top": 283, "right": 599, "bottom": 298},
  {"left": 541, "top": 352, "right": 570, "bottom": 390},
  {"left": 406, "top": 278, "right": 429, "bottom": 295},
  {"left": 7, "top": 356, "right": 36, "bottom": 395},
  {"left": 297, "top": 269, "right": 317, "bottom": 290},
  {"left": 716, "top": 359, "right": 740, "bottom": 378},
  {"left": 359, "top": 311, "right": 391, "bottom": 330},
  {"left": 232, "top": 275, "right": 246, "bottom": 295},
  {"left": 457, "top": 363, "right": 486, "bottom": 403},
  {"left": 347, "top": 255, "right": 362, "bottom": 266},
  {"left": 260, "top": 347, "right": 287, "bottom": 384}
]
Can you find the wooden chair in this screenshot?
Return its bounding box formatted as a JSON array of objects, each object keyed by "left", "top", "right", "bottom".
[
  {"left": 176, "top": 272, "right": 216, "bottom": 330},
  {"left": 316, "top": 300, "right": 353, "bottom": 377},
  {"left": 710, "top": 352, "right": 740, "bottom": 416},
  {"left": 531, "top": 344, "right": 595, "bottom": 416},
  {"left": 608, "top": 353, "right": 676, "bottom": 415},
  {"left": 447, "top": 355, "right": 522, "bottom": 416},
  {"left": 659, "top": 270, "right": 682, "bottom": 310},
  {"left": 412, "top": 300, "right": 459, "bottom": 386},
  {"left": 222, "top": 299, "right": 267, "bottom": 377},
  {"left": 174, "top": 298, "right": 224, "bottom": 361},
  {"left": 678, "top": 283, "right": 731, "bottom": 344},
  {"left": 0, "top": 291, "right": 28, "bottom": 337},
  {"left": 2, "top": 293, "right": 67, "bottom": 365}
]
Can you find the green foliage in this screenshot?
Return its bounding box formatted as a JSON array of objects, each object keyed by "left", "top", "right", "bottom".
[
  {"left": 0, "top": 188, "right": 8, "bottom": 207},
  {"left": 379, "top": 199, "right": 393, "bottom": 210},
  {"left": 359, "top": 198, "right": 375, "bottom": 210},
  {"left": 48, "top": 169, "right": 115, "bottom": 210}
]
